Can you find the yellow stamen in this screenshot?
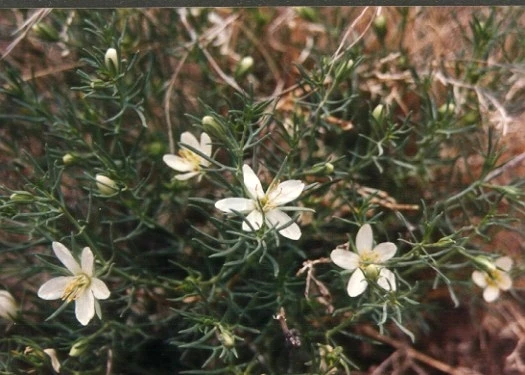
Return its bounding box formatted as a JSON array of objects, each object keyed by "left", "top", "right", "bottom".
[
  {"left": 179, "top": 149, "right": 201, "bottom": 169},
  {"left": 62, "top": 274, "right": 91, "bottom": 302}
]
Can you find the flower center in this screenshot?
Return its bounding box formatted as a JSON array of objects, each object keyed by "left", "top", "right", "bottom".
[
  {"left": 486, "top": 270, "right": 504, "bottom": 287},
  {"left": 359, "top": 250, "right": 380, "bottom": 265},
  {"left": 179, "top": 149, "right": 202, "bottom": 169},
  {"left": 257, "top": 195, "right": 271, "bottom": 212},
  {"left": 359, "top": 250, "right": 382, "bottom": 279},
  {"left": 62, "top": 274, "right": 91, "bottom": 302}
]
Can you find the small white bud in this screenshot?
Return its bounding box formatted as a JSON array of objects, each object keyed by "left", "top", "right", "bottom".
[
  {"left": 104, "top": 48, "right": 119, "bottom": 73},
  {"left": 62, "top": 153, "right": 75, "bottom": 165},
  {"left": 236, "top": 56, "right": 254, "bottom": 77},
  {"left": 0, "top": 290, "right": 17, "bottom": 321},
  {"left": 372, "top": 104, "right": 385, "bottom": 123},
  {"left": 96, "top": 174, "right": 118, "bottom": 196}
]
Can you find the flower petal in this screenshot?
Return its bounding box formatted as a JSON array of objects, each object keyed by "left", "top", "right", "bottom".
[
  {"left": 472, "top": 270, "right": 488, "bottom": 288},
  {"left": 200, "top": 132, "right": 212, "bottom": 160},
  {"left": 91, "top": 278, "right": 111, "bottom": 300},
  {"left": 483, "top": 285, "right": 500, "bottom": 303},
  {"left": 495, "top": 256, "right": 513, "bottom": 272},
  {"left": 52, "top": 242, "right": 81, "bottom": 274},
  {"left": 278, "top": 222, "right": 301, "bottom": 240},
  {"left": 356, "top": 224, "right": 373, "bottom": 254},
  {"left": 377, "top": 268, "right": 396, "bottom": 291},
  {"left": 175, "top": 171, "right": 200, "bottom": 181},
  {"left": 242, "top": 210, "right": 263, "bottom": 231},
  {"left": 163, "top": 154, "right": 195, "bottom": 172},
  {"left": 267, "top": 180, "right": 304, "bottom": 206},
  {"left": 373, "top": 242, "right": 397, "bottom": 262},
  {"left": 38, "top": 277, "right": 73, "bottom": 300},
  {"left": 80, "top": 247, "right": 94, "bottom": 276},
  {"left": 242, "top": 164, "right": 264, "bottom": 200},
  {"left": 330, "top": 249, "right": 359, "bottom": 271},
  {"left": 75, "top": 290, "right": 95, "bottom": 326},
  {"left": 180, "top": 131, "right": 200, "bottom": 150},
  {"left": 497, "top": 272, "right": 512, "bottom": 291},
  {"left": 43, "top": 349, "right": 61, "bottom": 373},
  {"left": 347, "top": 268, "right": 368, "bottom": 297},
  {"left": 215, "top": 198, "right": 255, "bottom": 213},
  {"left": 265, "top": 209, "right": 301, "bottom": 240}
]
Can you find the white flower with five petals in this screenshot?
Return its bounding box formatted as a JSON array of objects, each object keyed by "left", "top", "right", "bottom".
[
  {"left": 38, "top": 242, "right": 110, "bottom": 326},
  {"left": 163, "top": 132, "right": 212, "bottom": 181},
  {"left": 330, "top": 224, "right": 397, "bottom": 297},
  {"left": 215, "top": 164, "right": 305, "bottom": 240},
  {"left": 472, "top": 256, "right": 513, "bottom": 303}
]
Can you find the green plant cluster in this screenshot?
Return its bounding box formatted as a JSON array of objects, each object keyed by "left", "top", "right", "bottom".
[{"left": 0, "top": 8, "right": 523, "bottom": 374}]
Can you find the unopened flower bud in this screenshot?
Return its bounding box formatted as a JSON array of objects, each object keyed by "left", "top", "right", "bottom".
[
  {"left": 69, "top": 339, "right": 88, "bottom": 357},
  {"left": 9, "top": 191, "right": 34, "bottom": 203},
  {"left": 363, "top": 264, "right": 380, "bottom": 280},
  {"left": 373, "top": 14, "right": 387, "bottom": 40},
  {"left": 335, "top": 59, "right": 354, "bottom": 79},
  {"left": 438, "top": 103, "right": 456, "bottom": 117},
  {"left": 236, "top": 56, "right": 254, "bottom": 77},
  {"left": 372, "top": 104, "right": 385, "bottom": 123},
  {"left": 218, "top": 327, "right": 235, "bottom": 348},
  {"left": 62, "top": 153, "right": 76, "bottom": 165},
  {"left": 104, "top": 48, "right": 119, "bottom": 73},
  {"left": 202, "top": 115, "right": 223, "bottom": 138},
  {"left": 96, "top": 174, "right": 118, "bottom": 196},
  {"left": 473, "top": 256, "right": 496, "bottom": 273},
  {"left": 32, "top": 23, "right": 59, "bottom": 42},
  {"left": 0, "top": 290, "right": 18, "bottom": 321}
]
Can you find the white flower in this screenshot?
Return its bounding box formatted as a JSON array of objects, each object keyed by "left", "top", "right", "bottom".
[
  {"left": 215, "top": 164, "right": 305, "bottom": 240},
  {"left": 38, "top": 242, "right": 110, "bottom": 326},
  {"left": 472, "top": 256, "right": 513, "bottom": 303},
  {"left": 330, "top": 224, "right": 397, "bottom": 297},
  {"left": 0, "top": 290, "right": 18, "bottom": 321},
  {"left": 163, "top": 132, "right": 212, "bottom": 181}
]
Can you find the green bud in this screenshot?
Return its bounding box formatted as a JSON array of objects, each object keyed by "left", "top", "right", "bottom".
[
  {"left": 372, "top": 104, "right": 385, "bottom": 123},
  {"left": 438, "top": 103, "right": 456, "bottom": 117},
  {"left": 308, "top": 162, "right": 335, "bottom": 175},
  {"left": 145, "top": 141, "right": 166, "bottom": 156},
  {"left": 461, "top": 110, "right": 479, "bottom": 125},
  {"left": 69, "top": 340, "right": 88, "bottom": 357},
  {"left": 472, "top": 256, "right": 496, "bottom": 273},
  {"left": 9, "top": 191, "right": 34, "bottom": 203},
  {"left": 32, "top": 23, "right": 59, "bottom": 42},
  {"left": 218, "top": 327, "right": 235, "bottom": 348},
  {"left": 335, "top": 59, "right": 354, "bottom": 80},
  {"left": 373, "top": 15, "right": 387, "bottom": 40},
  {"left": 202, "top": 115, "right": 224, "bottom": 140},
  {"left": 295, "top": 7, "right": 316, "bottom": 22},
  {"left": 363, "top": 264, "right": 380, "bottom": 280},
  {"left": 202, "top": 115, "right": 219, "bottom": 129},
  {"left": 62, "top": 153, "right": 76, "bottom": 165}
]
